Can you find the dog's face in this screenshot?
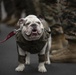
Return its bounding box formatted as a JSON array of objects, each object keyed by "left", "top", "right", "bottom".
[{"left": 17, "top": 15, "right": 44, "bottom": 41}]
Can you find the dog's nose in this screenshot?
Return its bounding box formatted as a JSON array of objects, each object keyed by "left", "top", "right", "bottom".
[{"left": 31, "top": 24, "right": 37, "bottom": 29}]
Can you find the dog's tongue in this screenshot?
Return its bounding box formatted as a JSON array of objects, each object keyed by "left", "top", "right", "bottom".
[
  {"left": 32, "top": 32, "right": 37, "bottom": 36},
  {"left": 31, "top": 29, "right": 38, "bottom": 36}
]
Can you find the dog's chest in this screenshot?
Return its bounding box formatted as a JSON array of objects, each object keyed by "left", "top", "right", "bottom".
[{"left": 16, "top": 32, "right": 46, "bottom": 54}]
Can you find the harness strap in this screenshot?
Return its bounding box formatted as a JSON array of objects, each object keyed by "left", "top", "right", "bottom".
[
  {"left": 38, "top": 54, "right": 47, "bottom": 62},
  {"left": 18, "top": 55, "right": 26, "bottom": 63}
]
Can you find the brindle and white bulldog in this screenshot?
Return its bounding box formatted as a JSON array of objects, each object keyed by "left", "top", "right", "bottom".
[{"left": 15, "top": 15, "right": 51, "bottom": 72}]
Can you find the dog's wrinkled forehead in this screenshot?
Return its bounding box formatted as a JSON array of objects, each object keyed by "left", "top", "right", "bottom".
[
  {"left": 17, "top": 15, "right": 42, "bottom": 28},
  {"left": 24, "top": 15, "right": 41, "bottom": 24}
]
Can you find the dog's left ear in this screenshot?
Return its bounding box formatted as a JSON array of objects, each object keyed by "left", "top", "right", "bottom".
[{"left": 16, "top": 18, "right": 25, "bottom": 28}]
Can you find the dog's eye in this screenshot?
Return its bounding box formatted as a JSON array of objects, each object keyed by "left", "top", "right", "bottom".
[
  {"left": 36, "top": 22, "right": 40, "bottom": 24},
  {"left": 25, "top": 22, "right": 30, "bottom": 26}
]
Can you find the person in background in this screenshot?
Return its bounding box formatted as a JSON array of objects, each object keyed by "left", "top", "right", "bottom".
[
  {"left": 0, "top": 1, "right": 1, "bottom": 22},
  {"left": 60, "top": 0, "right": 76, "bottom": 35},
  {"left": 51, "top": 0, "right": 76, "bottom": 62},
  {"left": 6, "top": 0, "right": 36, "bottom": 26},
  {"left": 2, "top": 0, "right": 16, "bottom": 25}
]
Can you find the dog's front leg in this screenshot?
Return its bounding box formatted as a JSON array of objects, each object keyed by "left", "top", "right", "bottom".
[
  {"left": 38, "top": 43, "right": 47, "bottom": 73},
  {"left": 15, "top": 46, "right": 25, "bottom": 72}
]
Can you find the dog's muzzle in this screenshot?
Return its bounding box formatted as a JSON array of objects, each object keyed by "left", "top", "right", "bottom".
[
  {"left": 31, "top": 24, "right": 37, "bottom": 29},
  {"left": 30, "top": 24, "right": 40, "bottom": 36}
]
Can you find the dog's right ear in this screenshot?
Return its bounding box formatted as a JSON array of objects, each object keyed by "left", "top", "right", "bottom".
[{"left": 16, "top": 18, "right": 25, "bottom": 28}]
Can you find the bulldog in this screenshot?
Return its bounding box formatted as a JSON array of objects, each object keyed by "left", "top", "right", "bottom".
[{"left": 15, "top": 15, "right": 51, "bottom": 72}]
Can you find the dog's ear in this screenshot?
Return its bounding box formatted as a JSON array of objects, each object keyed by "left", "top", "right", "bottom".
[{"left": 16, "top": 18, "right": 25, "bottom": 29}]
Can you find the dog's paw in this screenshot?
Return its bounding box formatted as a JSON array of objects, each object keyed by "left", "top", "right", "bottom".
[
  {"left": 15, "top": 64, "right": 25, "bottom": 72},
  {"left": 38, "top": 63, "right": 47, "bottom": 73}
]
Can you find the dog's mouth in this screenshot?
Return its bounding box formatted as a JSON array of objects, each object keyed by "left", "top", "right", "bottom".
[
  {"left": 26, "top": 29, "right": 41, "bottom": 38},
  {"left": 24, "top": 28, "right": 43, "bottom": 40},
  {"left": 31, "top": 29, "right": 40, "bottom": 36}
]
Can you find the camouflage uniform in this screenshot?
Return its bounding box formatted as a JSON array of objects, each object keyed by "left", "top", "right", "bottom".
[
  {"left": 61, "top": 0, "right": 76, "bottom": 62},
  {"left": 61, "top": 0, "right": 76, "bottom": 36},
  {"left": 32, "top": 0, "right": 61, "bottom": 26},
  {"left": 39, "top": 0, "right": 61, "bottom": 28},
  {"left": 51, "top": 0, "right": 76, "bottom": 62}
]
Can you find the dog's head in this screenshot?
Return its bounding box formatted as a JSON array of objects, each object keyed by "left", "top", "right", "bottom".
[{"left": 17, "top": 15, "right": 44, "bottom": 41}]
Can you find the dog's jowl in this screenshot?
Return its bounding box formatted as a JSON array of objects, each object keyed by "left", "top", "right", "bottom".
[{"left": 15, "top": 15, "right": 51, "bottom": 72}]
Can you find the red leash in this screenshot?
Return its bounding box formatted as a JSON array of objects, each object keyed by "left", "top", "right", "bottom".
[{"left": 0, "top": 31, "right": 16, "bottom": 43}]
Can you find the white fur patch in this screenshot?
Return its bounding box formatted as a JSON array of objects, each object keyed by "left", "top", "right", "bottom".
[
  {"left": 38, "top": 62, "right": 47, "bottom": 72},
  {"left": 45, "top": 59, "right": 51, "bottom": 65},
  {"left": 39, "top": 42, "right": 48, "bottom": 55},
  {"left": 18, "top": 46, "right": 25, "bottom": 55},
  {"left": 15, "top": 64, "right": 25, "bottom": 72},
  {"left": 25, "top": 52, "right": 30, "bottom": 65}
]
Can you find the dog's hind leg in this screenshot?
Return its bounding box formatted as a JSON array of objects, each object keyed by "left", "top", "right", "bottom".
[{"left": 15, "top": 46, "right": 25, "bottom": 72}]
